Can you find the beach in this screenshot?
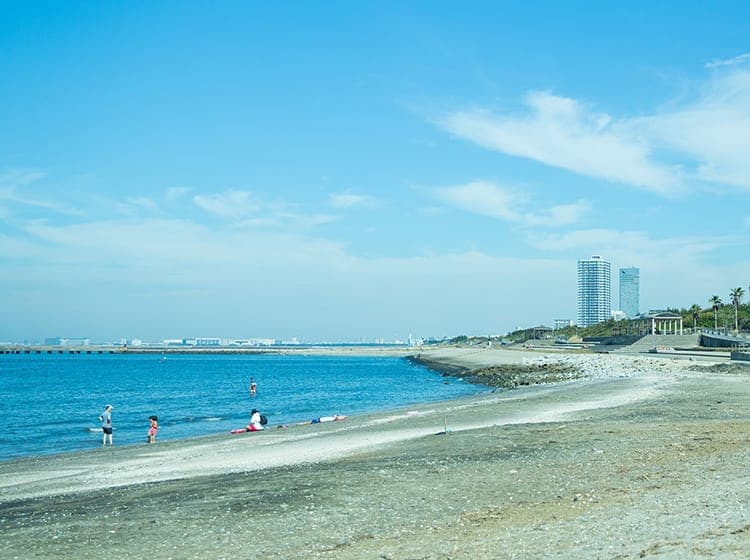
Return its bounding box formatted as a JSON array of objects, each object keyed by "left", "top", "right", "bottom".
[{"left": 1, "top": 347, "right": 748, "bottom": 559}]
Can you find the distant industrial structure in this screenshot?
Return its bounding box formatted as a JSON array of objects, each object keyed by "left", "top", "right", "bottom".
[
  {"left": 619, "top": 267, "right": 640, "bottom": 318},
  {"left": 33, "top": 335, "right": 407, "bottom": 349},
  {"left": 577, "top": 256, "right": 612, "bottom": 328},
  {"left": 44, "top": 337, "right": 91, "bottom": 346}
]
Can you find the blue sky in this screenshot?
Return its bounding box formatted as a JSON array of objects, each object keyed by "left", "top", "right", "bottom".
[{"left": 2, "top": 1, "right": 750, "bottom": 342}]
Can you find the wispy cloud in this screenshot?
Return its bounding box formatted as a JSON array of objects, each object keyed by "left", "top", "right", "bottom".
[
  {"left": 634, "top": 68, "right": 750, "bottom": 189},
  {"left": 15, "top": 217, "right": 352, "bottom": 283},
  {"left": 0, "top": 169, "right": 83, "bottom": 216},
  {"left": 438, "top": 93, "right": 681, "bottom": 195},
  {"left": 188, "top": 188, "right": 339, "bottom": 232},
  {"left": 438, "top": 66, "right": 750, "bottom": 195},
  {"left": 435, "top": 181, "right": 521, "bottom": 220},
  {"left": 705, "top": 53, "right": 750, "bottom": 68},
  {"left": 0, "top": 169, "right": 46, "bottom": 192},
  {"left": 328, "top": 191, "right": 374, "bottom": 209},
  {"left": 525, "top": 228, "right": 736, "bottom": 277},
  {"left": 193, "top": 189, "right": 260, "bottom": 219},
  {"left": 8, "top": 212, "right": 743, "bottom": 338},
  {"left": 165, "top": 186, "right": 191, "bottom": 201},
  {"left": 521, "top": 200, "right": 592, "bottom": 228},
  {"left": 434, "top": 180, "right": 590, "bottom": 227},
  {"left": 115, "top": 196, "right": 160, "bottom": 216}
]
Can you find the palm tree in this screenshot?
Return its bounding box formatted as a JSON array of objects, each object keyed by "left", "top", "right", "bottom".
[
  {"left": 689, "top": 304, "right": 702, "bottom": 331},
  {"left": 709, "top": 295, "right": 722, "bottom": 330},
  {"left": 730, "top": 287, "right": 744, "bottom": 332}
]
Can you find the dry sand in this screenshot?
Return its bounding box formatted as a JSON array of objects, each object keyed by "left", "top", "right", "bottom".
[{"left": 1, "top": 346, "right": 749, "bottom": 559}]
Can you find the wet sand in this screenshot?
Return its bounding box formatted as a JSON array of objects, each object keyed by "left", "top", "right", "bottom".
[{"left": 1, "top": 347, "right": 748, "bottom": 559}]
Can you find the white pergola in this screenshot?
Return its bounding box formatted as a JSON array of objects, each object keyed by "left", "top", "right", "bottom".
[{"left": 636, "top": 311, "right": 684, "bottom": 335}]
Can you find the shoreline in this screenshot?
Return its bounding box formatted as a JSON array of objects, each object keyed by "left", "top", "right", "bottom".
[
  {"left": 0, "top": 345, "right": 672, "bottom": 466},
  {"left": 0, "top": 347, "right": 741, "bottom": 489},
  {"left": 0, "top": 348, "right": 480, "bottom": 464},
  {"left": 2, "top": 347, "right": 749, "bottom": 559}
]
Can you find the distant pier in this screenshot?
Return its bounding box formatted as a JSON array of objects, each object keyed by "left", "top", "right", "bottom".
[
  {"left": 0, "top": 346, "right": 117, "bottom": 355},
  {"left": 0, "top": 345, "right": 278, "bottom": 355},
  {"left": 0, "top": 344, "right": 411, "bottom": 356}
]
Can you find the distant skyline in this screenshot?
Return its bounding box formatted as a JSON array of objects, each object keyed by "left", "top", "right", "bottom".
[{"left": 2, "top": 2, "right": 750, "bottom": 342}]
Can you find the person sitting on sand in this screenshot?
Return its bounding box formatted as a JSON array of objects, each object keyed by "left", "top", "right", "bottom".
[
  {"left": 247, "top": 409, "right": 264, "bottom": 431},
  {"left": 147, "top": 415, "right": 158, "bottom": 443}
]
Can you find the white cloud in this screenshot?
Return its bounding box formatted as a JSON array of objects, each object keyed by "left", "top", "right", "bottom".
[
  {"left": 118, "top": 196, "right": 159, "bottom": 215},
  {"left": 520, "top": 200, "right": 592, "bottom": 228},
  {"left": 230, "top": 217, "right": 281, "bottom": 228},
  {"left": 438, "top": 92, "right": 681, "bottom": 195},
  {"left": 297, "top": 213, "right": 338, "bottom": 227},
  {"left": 3, "top": 211, "right": 749, "bottom": 340},
  {"left": 435, "top": 180, "right": 521, "bottom": 220},
  {"left": 527, "top": 227, "right": 729, "bottom": 257},
  {"left": 705, "top": 53, "right": 750, "bottom": 68},
  {"left": 193, "top": 189, "right": 260, "bottom": 219},
  {"left": 191, "top": 189, "right": 334, "bottom": 229},
  {"left": 434, "top": 180, "right": 590, "bottom": 227},
  {"left": 165, "top": 186, "right": 191, "bottom": 201},
  {"left": 438, "top": 66, "right": 750, "bottom": 194},
  {"left": 634, "top": 69, "right": 750, "bottom": 189},
  {"left": 0, "top": 169, "right": 46, "bottom": 192},
  {"left": 329, "top": 191, "right": 373, "bottom": 208},
  {"left": 0, "top": 169, "right": 83, "bottom": 217},
  {"left": 1, "top": 214, "right": 579, "bottom": 338},
  {"left": 231, "top": 212, "right": 337, "bottom": 230}
]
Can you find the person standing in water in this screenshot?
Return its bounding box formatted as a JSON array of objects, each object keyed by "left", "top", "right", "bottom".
[
  {"left": 147, "top": 415, "right": 158, "bottom": 444},
  {"left": 249, "top": 377, "right": 257, "bottom": 397},
  {"left": 99, "top": 404, "right": 113, "bottom": 446}
]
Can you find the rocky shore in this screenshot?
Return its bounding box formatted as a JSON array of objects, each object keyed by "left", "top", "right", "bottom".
[
  {"left": 408, "top": 353, "right": 582, "bottom": 388},
  {"left": 1, "top": 347, "right": 748, "bottom": 559}
]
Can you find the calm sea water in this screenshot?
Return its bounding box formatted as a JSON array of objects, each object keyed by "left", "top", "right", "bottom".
[{"left": 0, "top": 352, "right": 487, "bottom": 461}]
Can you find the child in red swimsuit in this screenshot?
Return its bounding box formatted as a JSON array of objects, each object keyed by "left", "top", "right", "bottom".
[{"left": 147, "top": 415, "right": 158, "bottom": 443}]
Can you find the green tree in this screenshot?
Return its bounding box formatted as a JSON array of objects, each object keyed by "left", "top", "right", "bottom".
[
  {"left": 709, "top": 295, "right": 722, "bottom": 330},
  {"left": 689, "top": 304, "right": 702, "bottom": 331},
  {"left": 730, "top": 287, "right": 744, "bottom": 332}
]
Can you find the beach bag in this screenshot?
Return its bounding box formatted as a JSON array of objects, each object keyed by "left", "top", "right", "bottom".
[{"left": 260, "top": 414, "right": 268, "bottom": 426}]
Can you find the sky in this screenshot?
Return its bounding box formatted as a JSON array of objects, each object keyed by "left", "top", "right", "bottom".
[{"left": 2, "top": 1, "right": 750, "bottom": 343}]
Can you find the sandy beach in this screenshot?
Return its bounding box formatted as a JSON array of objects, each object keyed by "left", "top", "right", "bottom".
[{"left": 1, "top": 346, "right": 748, "bottom": 559}]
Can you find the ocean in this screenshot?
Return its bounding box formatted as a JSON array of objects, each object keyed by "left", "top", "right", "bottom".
[{"left": 0, "top": 352, "right": 487, "bottom": 461}]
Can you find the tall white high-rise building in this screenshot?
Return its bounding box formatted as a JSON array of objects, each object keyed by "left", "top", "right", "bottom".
[
  {"left": 577, "top": 256, "right": 611, "bottom": 327},
  {"left": 619, "top": 267, "right": 640, "bottom": 318}
]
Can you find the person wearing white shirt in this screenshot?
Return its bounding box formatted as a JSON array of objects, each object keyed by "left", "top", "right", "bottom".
[{"left": 247, "top": 409, "right": 264, "bottom": 431}]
